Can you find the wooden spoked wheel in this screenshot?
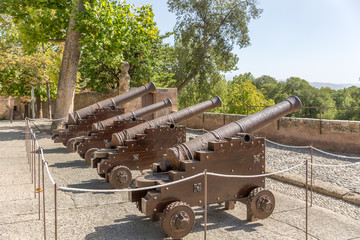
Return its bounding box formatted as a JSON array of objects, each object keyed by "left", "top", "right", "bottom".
[{"left": 160, "top": 201, "right": 195, "bottom": 239}]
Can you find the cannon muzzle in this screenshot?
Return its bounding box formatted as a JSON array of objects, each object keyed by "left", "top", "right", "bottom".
[
  {"left": 167, "top": 96, "right": 302, "bottom": 169},
  {"left": 68, "top": 82, "right": 156, "bottom": 125},
  {"left": 111, "top": 96, "right": 222, "bottom": 146},
  {"left": 92, "top": 98, "right": 173, "bottom": 131}
]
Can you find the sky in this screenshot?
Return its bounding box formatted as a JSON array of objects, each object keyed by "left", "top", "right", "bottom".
[{"left": 127, "top": 0, "right": 360, "bottom": 85}]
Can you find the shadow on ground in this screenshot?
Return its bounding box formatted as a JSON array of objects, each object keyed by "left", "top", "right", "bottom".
[
  {"left": 42, "top": 147, "right": 71, "bottom": 155},
  {"left": 0, "top": 132, "right": 25, "bottom": 141},
  {"left": 65, "top": 179, "right": 115, "bottom": 194},
  {"left": 85, "top": 205, "right": 262, "bottom": 240},
  {"left": 49, "top": 159, "right": 89, "bottom": 169}
]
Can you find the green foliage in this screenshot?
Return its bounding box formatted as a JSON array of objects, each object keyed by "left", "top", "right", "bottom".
[
  {"left": 226, "top": 73, "right": 275, "bottom": 114},
  {"left": 0, "top": 16, "right": 62, "bottom": 102},
  {"left": 168, "top": 0, "right": 262, "bottom": 92},
  {"left": 178, "top": 72, "right": 227, "bottom": 112},
  {"left": 77, "top": 0, "right": 176, "bottom": 92},
  {"left": 332, "top": 87, "right": 360, "bottom": 120},
  {"left": 0, "top": 0, "right": 72, "bottom": 52}
]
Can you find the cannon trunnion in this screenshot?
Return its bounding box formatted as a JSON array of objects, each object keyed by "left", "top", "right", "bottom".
[
  {"left": 76, "top": 119, "right": 146, "bottom": 162},
  {"left": 53, "top": 82, "right": 156, "bottom": 146},
  {"left": 90, "top": 97, "right": 222, "bottom": 188},
  {"left": 129, "top": 134, "right": 274, "bottom": 239},
  {"left": 127, "top": 96, "right": 302, "bottom": 238},
  {"left": 53, "top": 107, "right": 125, "bottom": 146},
  {"left": 70, "top": 99, "right": 173, "bottom": 161},
  {"left": 95, "top": 124, "right": 187, "bottom": 188}
]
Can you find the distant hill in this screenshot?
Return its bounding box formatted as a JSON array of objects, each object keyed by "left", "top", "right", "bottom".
[{"left": 310, "top": 82, "right": 360, "bottom": 90}]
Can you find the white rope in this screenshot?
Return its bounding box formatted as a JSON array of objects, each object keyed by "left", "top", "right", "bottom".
[
  {"left": 185, "top": 127, "right": 209, "bottom": 134},
  {"left": 309, "top": 162, "right": 360, "bottom": 167},
  {"left": 24, "top": 121, "right": 358, "bottom": 194},
  {"left": 27, "top": 117, "right": 66, "bottom": 122},
  {"left": 311, "top": 146, "right": 360, "bottom": 160},
  {"left": 40, "top": 148, "right": 56, "bottom": 185},
  {"left": 208, "top": 161, "right": 305, "bottom": 178},
  {"left": 58, "top": 172, "right": 204, "bottom": 193},
  {"left": 265, "top": 138, "right": 310, "bottom": 149}
]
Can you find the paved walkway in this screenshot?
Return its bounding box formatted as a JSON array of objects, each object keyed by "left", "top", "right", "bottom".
[{"left": 1, "top": 120, "right": 360, "bottom": 239}]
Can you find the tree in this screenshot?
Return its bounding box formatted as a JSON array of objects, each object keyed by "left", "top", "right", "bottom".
[
  {"left": 77, "top": 1, "right": 176, "bottom": 92},
  {"left": 52, "top": 0, "right": 83, "bottom": 129},
  {"left": 333, "top": 87, "right": 360, "bottom": 120},
  {"left": 0, "top": 0, "right": 73, "bottom": 122},
  {"left": 168, "top": 0, "right": 262, "bottom": 92},
  {"left": 0, "top": 15, "right": 63, "bottom": 111},
  {"left": 226, "top": 73, "right": 274, "bottom": 114},
  {"left": 252, "top": 75, "right": 287, "bottom": 103}
]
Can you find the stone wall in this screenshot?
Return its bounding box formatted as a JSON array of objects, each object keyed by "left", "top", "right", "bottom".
[
  {"left": 0, "top": 96, "right": 24, "bottom": 120},
  {"left": 181, "top": 112, "right": 360, "bottom": 154},
  {"left": 72, "top": 88, "right": 178, "bottom": 120}
]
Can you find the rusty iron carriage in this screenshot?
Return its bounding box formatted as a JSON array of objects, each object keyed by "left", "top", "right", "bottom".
[
  {"left": 91, "top": 97, "right": 222, "bottom": 189},
  {"left": 128, "top": 96, "right": 302, "bottom": 239},
  {"left": 52, "top": 82, "right": 156, "bottom": 146},
  {"left": 71, "top": 99, "right": 173, "bottom": 162}
]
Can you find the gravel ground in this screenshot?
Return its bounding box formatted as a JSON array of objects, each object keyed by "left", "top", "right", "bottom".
[
  {"left": 186, "top": 128, "right": 360, "bottom": 221},
  {"left": 266, "top": 141, "right": 360, "bottom": 194},
  {"left": 2, "top": 121, "right": 360, "bottom": 240},
  {"left": 187, "top": 128, "right": 360, "bottom": 193},
  {"left": 266, "top": 178, "right": 360, "bottom": 220}
]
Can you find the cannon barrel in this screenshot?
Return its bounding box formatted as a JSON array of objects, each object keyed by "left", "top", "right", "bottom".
[
  {"left": 92, "top": 98, "right": 173, "bottom": 131},
  {"left": 111, "top": 96, "right": 222, "bottom": 146},
  {"left": 166, "top": 96, "right": 302, "bottom": 169},
  {"left": 68, "top": 82, "right": 156, "bottom": 125}
]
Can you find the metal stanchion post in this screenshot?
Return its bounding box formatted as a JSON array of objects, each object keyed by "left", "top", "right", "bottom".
[
  {"left": 42, "top": 158, "right": 47, "bottom": 240},
  {"left": 310, "top": 146, "right": 313, "bottom": 207},
  {"left": 38, "top": 147, "right": 41, "bottom": 219},
  {"left": 30, "top": 132, "right": 32, "bottom": 174},
  {"left": 34, "top": 141, "right": 36, "bottom": 199},
  {"left": 54, "top": 183, "right": 58, "bottom": 240},
  {"left": 204, "top": 170, "right": 208, "bottom": 240},
  {"left": 305, "top": 158, "right": 309, "bottom": 240},
  {"left": 31, "top": 133, "right": 34, "bottom": 182}
]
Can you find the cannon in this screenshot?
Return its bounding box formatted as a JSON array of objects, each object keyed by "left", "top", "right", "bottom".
[
  {"left": 53, "top": 82, "right": 156, "bottom": 145},
  {"left": 129, "top": 96, "right": 302, "bottom": 239},
  {"left": 92, "top": 97, "right": 222, "bottom": 188},
  {"left": 71, "top": 99, "right": 173, "bottom": 161}
]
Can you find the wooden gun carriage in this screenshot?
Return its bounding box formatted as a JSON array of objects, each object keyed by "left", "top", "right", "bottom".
[
  {"left": 72, "top": 99, "right": 172, "bottom": 162},
  {"left": 129, "top": 96, "right": 302, "bottom": 239},
  {"left": 91, "top": 97, "right": 223, "bottom": 189},
  {"left": 52, "top": 82, "right": 156, "bottom": 146}
]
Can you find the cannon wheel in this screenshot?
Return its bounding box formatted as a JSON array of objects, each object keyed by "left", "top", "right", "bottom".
[
  {"left": 108, "top": 165, "right": 132, "bottom": 189},
  {"left": 85, "top": 148, "right": 99, "bottom": 165},
  {"left": 66, "top": 138, "right": 77, "bottom": 152},
  {"left": 160, "top": 201, "right": 195, "bottom": 239},
  {"left": 246, "top": 187, "right": 275, "bottom": 221}
]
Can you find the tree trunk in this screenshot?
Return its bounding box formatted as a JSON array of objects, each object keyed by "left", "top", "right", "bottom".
[
  {"left": 51, "top": 0, "right": 84, "bottom": 130},
  {"left": 46, "top": 82, "right": 52, "bottom": 118},
  {"left": 35, "top": 94, "right": 43, "bottom": 118},
  {"left": 42, "top": 43, "right": 52, "bottom": 119}
]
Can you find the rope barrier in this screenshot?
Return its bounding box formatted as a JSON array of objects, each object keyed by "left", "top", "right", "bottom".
[
  {"left": 208, "top": 161, "right": 306, "bottom": 178},
  {"left": 309, "top": 162, "right": 360, "bottom": 167},
  {"left": 40, "top": 148, "right": 56, "bottom": 185},
  {"left": 265, "top": 138, "right": 310, "bottom": 149},
  {"left": 311, "top": 146, "right": 360, "bottom": 160},
  {"left": 58, "top": 173, "right": 204, "bottom": 193},
  {"left": 185, "top": 127, "right": 209, "bottom": 134},
  {"left": 26, "top": 122, "right": 359, "bottom": 195},
  {"left": 27, "top": 117, "right": 67, "bottom": 122}
]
